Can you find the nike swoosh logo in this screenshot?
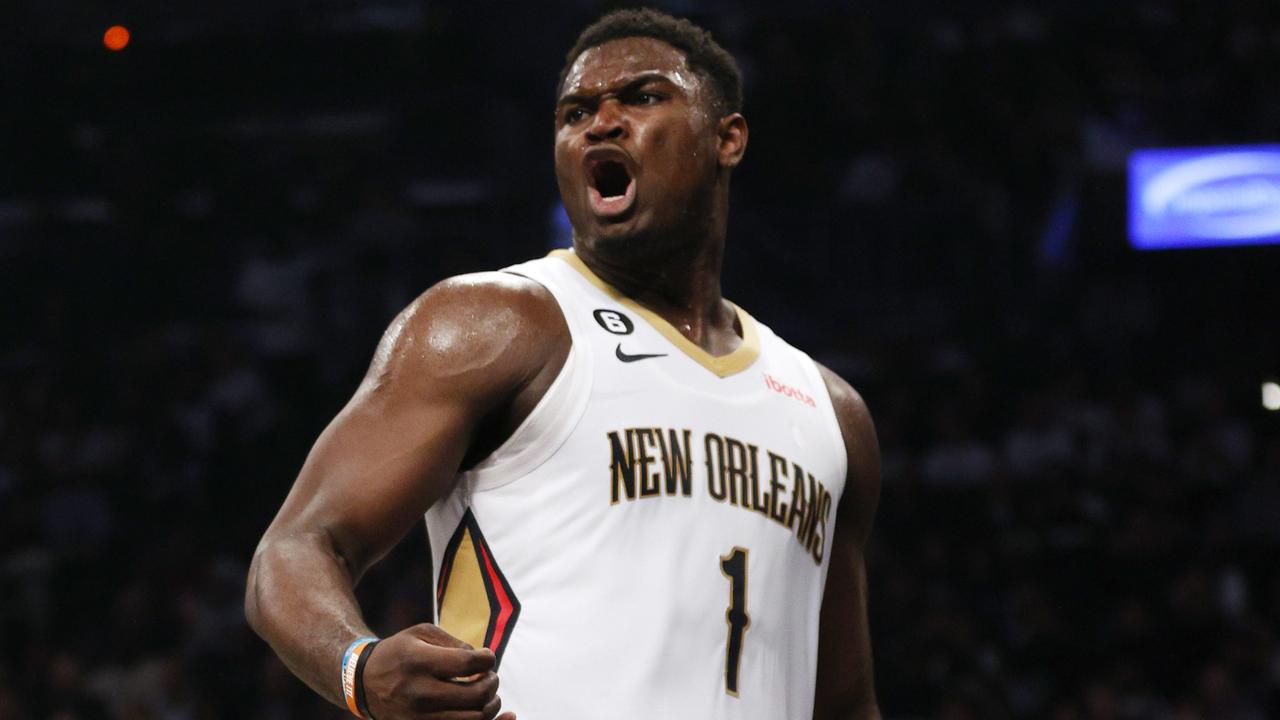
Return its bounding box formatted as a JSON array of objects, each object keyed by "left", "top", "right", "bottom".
[{"left": 615, "top": 344, "right": 668, "bottom": 363}]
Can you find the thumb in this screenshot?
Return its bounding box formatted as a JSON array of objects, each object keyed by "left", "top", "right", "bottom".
[
  {"left": 452, "top": 647, "right": 496, "bottom": 682},
  {"left": 406, "top": 623, "right": 472, "bottom": 649}
]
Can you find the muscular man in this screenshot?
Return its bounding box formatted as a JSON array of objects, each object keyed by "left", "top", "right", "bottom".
[{"left": 246, "top": 9, "right": 881, "bottom": 720}]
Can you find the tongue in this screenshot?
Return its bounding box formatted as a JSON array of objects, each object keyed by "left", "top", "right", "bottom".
[{"left": 588, "top": 176, "right": 635, "bottom": 217}]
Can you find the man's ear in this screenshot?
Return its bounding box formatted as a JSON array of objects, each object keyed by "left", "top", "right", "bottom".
[{"left": 717, "top": 113, "right": 748, "bottom": 169}]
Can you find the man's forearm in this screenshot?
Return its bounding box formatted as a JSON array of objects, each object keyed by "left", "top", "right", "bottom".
[{"left": 245, "top": 531, "right": 376, "bottom": 707}]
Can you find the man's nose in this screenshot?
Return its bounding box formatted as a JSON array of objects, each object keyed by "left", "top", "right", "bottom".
[{"left": 586, "top": 99, "right": 627, "bottom": 142}]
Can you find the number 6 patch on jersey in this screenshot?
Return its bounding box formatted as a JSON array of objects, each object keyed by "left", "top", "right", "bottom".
[{"left": 436, "top": 509, "right": 522, "bottom": 666}]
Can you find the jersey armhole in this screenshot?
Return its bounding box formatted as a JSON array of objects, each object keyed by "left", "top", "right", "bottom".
[
  {"left": 802, "top": 355, "right": 851, "bottom": 487},
  {"left": 458, "top": 269, "right": 594, "bottom": 492}
]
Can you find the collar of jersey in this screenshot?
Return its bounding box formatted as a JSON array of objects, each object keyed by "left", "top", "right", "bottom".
[{"left": 551, "top": 248, "right": 761, "bottom": 379}]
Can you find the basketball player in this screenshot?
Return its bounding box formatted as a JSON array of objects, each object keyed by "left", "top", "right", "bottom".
[{"left": 246, "top": 9, "right": 881, "bottom": 720}]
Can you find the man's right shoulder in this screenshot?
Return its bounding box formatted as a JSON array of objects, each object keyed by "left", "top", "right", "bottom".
[
  {"left": 402, "top": 271, "right": 564, "bottom": 338},
  {"left": 365, "top": 271, "right": 569, "bottom": 398}
]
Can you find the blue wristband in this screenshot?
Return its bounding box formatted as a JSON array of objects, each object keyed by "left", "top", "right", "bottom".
[{"left": 341, "top": 636, "right": 379, "bottom": 717}]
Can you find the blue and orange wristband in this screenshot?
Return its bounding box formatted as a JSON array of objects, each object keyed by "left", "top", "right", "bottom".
[{"left": 341, "top": 636, "right": 380, "bottom": 719}]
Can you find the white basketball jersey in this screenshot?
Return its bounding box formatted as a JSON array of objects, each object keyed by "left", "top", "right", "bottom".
[{"left": 425, "top": 250, "right": 848, "bottom": 719}]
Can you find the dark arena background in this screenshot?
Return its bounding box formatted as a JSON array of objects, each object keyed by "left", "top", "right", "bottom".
[{"left": 5, "top": 1, "right": 1280, "bottom": 718}]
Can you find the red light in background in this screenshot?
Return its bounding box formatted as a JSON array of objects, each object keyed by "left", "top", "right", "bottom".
[{"left": 103, "top": 25, "right": 130, "bottom": 51}]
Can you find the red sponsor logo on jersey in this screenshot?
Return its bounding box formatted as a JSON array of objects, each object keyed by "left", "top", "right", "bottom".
[{"left": 764, "top": 373, "right": 816, "bottom": 407}]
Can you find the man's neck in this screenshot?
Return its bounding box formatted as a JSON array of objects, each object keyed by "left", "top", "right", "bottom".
[{"left": 573, "top": 232, "right": 741, "bottom": 353}]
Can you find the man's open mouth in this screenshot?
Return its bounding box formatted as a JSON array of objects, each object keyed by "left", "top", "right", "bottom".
[{"left": 587, "top": 159, "right": 636, "bottom": 218}]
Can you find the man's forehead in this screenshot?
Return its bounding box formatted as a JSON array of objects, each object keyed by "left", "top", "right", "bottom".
[{"left": 561, "top": 36, "right": 698, "bottom": 98}]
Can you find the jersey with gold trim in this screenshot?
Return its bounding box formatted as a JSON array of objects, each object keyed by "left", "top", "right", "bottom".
[{"left": 425, "top": 250, "right": 848, "bottom": 719}]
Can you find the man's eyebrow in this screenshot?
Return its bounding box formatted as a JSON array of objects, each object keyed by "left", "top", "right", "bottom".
[{"left": 557, "top": 72, "right": 678, "bottom": 107}]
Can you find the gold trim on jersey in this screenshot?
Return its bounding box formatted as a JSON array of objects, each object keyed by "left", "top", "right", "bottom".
[
  {"left": 436, "top": 511, "right": 522, "bottom": 666},
  {"left": 551, "top": 249, "right": 761, "bottom": 378},
  {"left": 437, "top": 527, "right": 489, "bottom": 650}
]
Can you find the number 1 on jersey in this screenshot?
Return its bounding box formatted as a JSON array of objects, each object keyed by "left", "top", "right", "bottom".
[{"left": 719, "top": 547, "right": 750, "bottom": 696}]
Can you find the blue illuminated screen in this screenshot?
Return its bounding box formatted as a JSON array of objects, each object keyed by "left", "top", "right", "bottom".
[{"left": 1128, "top": 144, "right": 1280, "bottom": 250}]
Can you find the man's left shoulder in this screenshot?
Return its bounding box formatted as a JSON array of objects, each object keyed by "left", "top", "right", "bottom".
[
  {"left": 813, "top": 362, "right": 881, "bottom": 535},
  {"left": 813, "top": 363, "right": 873, "bottom": 435}
]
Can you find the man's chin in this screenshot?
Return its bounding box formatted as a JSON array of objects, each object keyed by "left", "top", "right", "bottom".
[
  {"left": 585, "top": 211, "right": 642, "bottom": 241},
  {"left": 573, "top": 220, "right": 641, "bottom": 255},
  {"left": 578, "top": 219, "right": 689, "bottom": 268}
]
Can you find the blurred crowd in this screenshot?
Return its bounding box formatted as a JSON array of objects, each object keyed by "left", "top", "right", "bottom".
[{"left": 4, "top": 1, "right": 1280, "bottom": 718}]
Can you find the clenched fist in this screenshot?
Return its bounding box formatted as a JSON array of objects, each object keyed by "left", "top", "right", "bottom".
[{"left": 361, "top": 624, "right": 515, "bottom": 720}]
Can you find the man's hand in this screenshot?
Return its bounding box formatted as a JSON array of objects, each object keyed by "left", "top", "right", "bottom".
[{"left": 363, "top": 624, "right": 516, "bottom": 720}]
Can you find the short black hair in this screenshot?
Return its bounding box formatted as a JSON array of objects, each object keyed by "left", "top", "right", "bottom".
[{"left": 558, "top": 8, "right": 743, "bottom": 116}]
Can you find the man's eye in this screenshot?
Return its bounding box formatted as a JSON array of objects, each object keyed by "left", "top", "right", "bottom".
[
  {"left": 565, "top": 107, "right": 588, "bottom": 124},
  {"left": 632, "top": 92, "right": 659, "bottom": 105}
]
